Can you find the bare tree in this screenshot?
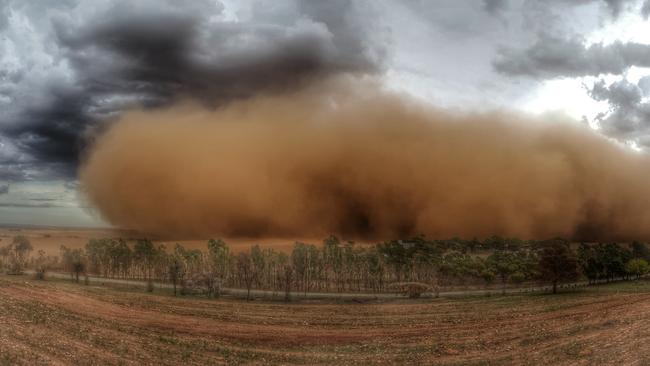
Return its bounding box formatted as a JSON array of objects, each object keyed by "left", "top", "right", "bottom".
[{"left": 236, "top": 252, "right": 256, "bottom": 300}]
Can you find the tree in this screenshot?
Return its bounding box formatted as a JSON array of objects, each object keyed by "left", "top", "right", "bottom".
[
  {"left": 631, "top": 241, "right": 650, "bottom": 262},
  {"left": 112, "top": 239, "right": 133, "bottom": 279},
  {"left": 364, "top": 248, "right": 386, "bottom": 292},
  {"left": 86, "top": 238, "right": 110, "bottom": 276},
  {"left": 625, "top": 258, "right": 650, "bottom": 279},
  {"left": 282, "top": 264, "right": 294, "bottom": 302},
  {"left": 0, "top": 245, "right": 9, "bottom": 272},
  {"left": 236, "top": 252, "right": 256, "bottom": 300},
  {"left": 537, "top": 239, "right": 578, "bottom": 294},
  {"left": 323, "top": 235, "right": 343, "bottom": 291},
  {"left": 597, "top": 243, "right": 631, "bottom": 282},
  {"left": 377, "top": 240, "right": 411, "bottom": 283},
  {"left": 168, "top": 255, "right": 184, "bottom": 296},
  {"left": 61, "top": 246, "right": 87, "bottom": 283},
  {"left": 174, "top": 244, "right": 202, "bottom": 279},
  {"left": 5, "top": 236, "right": 33, "bottom": 274},
  {"left": 33, "top": 249, "right": 55, "bottom": 280},
  {"left": 291, "top": 242, "right": 322, "bottom": 295},
  {"left": 486, "top": 248, "right": 534, "bottom": 295},
  {"left": 577, "top": 243, "right": 601, "bottom": 284},
  {"left": 410, "top": 238, "right": 443, "bottom": 292},
  {"left": 207, "top": 239, "right": 230, "bottom": 297},
  {"left": 134, "top": 239, "right": 163, "bottom": 291}
]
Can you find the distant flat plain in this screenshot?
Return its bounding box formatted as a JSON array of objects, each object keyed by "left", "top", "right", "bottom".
[{"left": 0, "top": 226, "right": 304, "bottom": 255}]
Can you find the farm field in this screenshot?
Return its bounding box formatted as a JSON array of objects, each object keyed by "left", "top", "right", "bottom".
[{"left": 2, "top": 274, "right": 650, "bottom": 365}]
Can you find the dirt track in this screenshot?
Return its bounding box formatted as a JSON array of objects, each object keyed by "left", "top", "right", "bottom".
[
  {"left": 2, "top": 275, "right": 650, "bottom": 365},
  {"left": 36, "top": 270, "right": 592, "bottom": 300}
]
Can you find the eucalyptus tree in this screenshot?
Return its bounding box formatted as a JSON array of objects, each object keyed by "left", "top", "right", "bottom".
[
  {"left": 486, "top": 246, "right": 536, "bottom": 295},
  {"left": 168, "top": 254, "right": 184, "bottom": 296},
  {"left": 133, "top": 239, "right": 165, "bottom": 291},
  {"left": 6, "top": 235, "right": 33, "bottom": 274},
  {"left": 577, "top": 243, "right": 601, "bottom": 284},
  {"left": 625, "top": 258, "right": 649, "bottom": 280},
  {"left": 597, "top": 243, "right": 631, "bottom": 282},
  {"left": 631, "top": 241, "right": 650, "bottom": 261},
  {"left": 207, "top": 239, "right": 230, "bottom": 292},
  {"left": 292, "top": 242, "right": 319, "bottom": 295},
  {"left": 235, "top": 252, "right": 256, "bottom": 300},
  {"left": 537, "top": 239, "right": 578, "bottom": 294},
  {"left": 60, "top": 245, "right": 87, "bottom": 283}
]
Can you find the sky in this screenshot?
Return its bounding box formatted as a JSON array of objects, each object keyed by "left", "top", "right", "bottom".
[{"left": 2, "top": 0, "right": 650, "bottom": 227}]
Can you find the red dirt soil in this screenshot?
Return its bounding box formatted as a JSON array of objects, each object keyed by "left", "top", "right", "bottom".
[{"left": 2, "top": 276, "right": 650, "bottom": 365}]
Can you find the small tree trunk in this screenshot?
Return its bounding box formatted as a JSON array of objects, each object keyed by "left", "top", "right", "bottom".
[
  {"left": 214, "top": 278, "right": 221, "bottom": 298},
  {"left": 552, "top": 280, "right": 557, "bottom": 294}
]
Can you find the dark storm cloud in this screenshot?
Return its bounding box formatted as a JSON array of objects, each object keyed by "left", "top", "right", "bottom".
[
  {"left": 4, "top": 87, "right": 92, "bottom": 166},
  {"left": 0, "top": 0, "right": 380, "bottom": 181},
  {"left": 57, "top": 3, "right": 376, "bottom": 104},
  {"left": 3, "top": 0, "right": 648, "bottom": 185},
  {"left": 494, "top": 34, "right": 650, "bottom": 78}
]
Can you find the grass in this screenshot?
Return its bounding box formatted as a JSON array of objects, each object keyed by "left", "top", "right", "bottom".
[{"left": 3, "top": 275, "right": 650, "bottom": 364}]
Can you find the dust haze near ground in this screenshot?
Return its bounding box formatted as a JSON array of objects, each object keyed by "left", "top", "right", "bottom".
[
  {"left": 79, "top": 80, "right": 650, "bottom": 241},
  {"left": 0, "top": 227, "right": 299, "bottom": 256}
]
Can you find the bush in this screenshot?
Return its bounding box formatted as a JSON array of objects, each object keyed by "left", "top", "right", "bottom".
[
  {"left": 625, "top": 258, "right": 649, "bottom": 279},
  {"left": 4, "top": 236, "right": 33, "bottom": 275},
  {"left": 388, "top": 282, "right": 431, "bottom": 298}
]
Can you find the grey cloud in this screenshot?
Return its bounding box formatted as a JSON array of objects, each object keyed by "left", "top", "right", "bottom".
[
  {"left": 63, "top": 180, "right": 79, "bottom": 191},
  {"left": 0, "top": 0, "right": 380, "bottom": 181},
  {"left": 638, "top": 75, "right": 650, "bottom": 94},
  {"left": 602, "top": 0, "right": 637, "bottom": 17},
  {"left": 0, "top": 184, "right": 7, "bottom": 194},
  {"left": 0, "top": 202, "right": 61, "bottom": 208},
  {"left": 483, "top": 0, "right": 508, "bottom": 15},
  {"left": 0, "top": 165, "right": 29, "bottom": 181},
  {"left": 0, "top": 0, "right": 9, "bottom": 32},
  {"left": 2, "top": 0, "right": 647, "bottom": 185},
  {"left": 643, "top": 0, "right": 650, "bottom": 18},
  {"left": 494, "top": 34, "right": 650, "bottom": 78},
  {"left": 588, "top": 78, "right": 650, "bottom": 145},
  {"left": 545, "top": 0, "right": 639, "bottom": 18}
]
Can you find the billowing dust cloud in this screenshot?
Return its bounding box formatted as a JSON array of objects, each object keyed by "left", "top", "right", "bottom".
[{"left": 80, "top": 82, "right": 650, "bottom": 241}]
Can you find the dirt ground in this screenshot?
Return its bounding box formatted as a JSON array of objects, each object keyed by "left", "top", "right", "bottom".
[
  {"left": 0, "top": 227, "right": 308, "bottom": 256},
  {"left": 2, "top": 275, "right": 650, "bottom": 365}
]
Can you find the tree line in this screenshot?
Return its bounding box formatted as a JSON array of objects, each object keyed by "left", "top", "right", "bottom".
[{"left": 2, "top": 235, "right": 650, "bottom": 298}]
